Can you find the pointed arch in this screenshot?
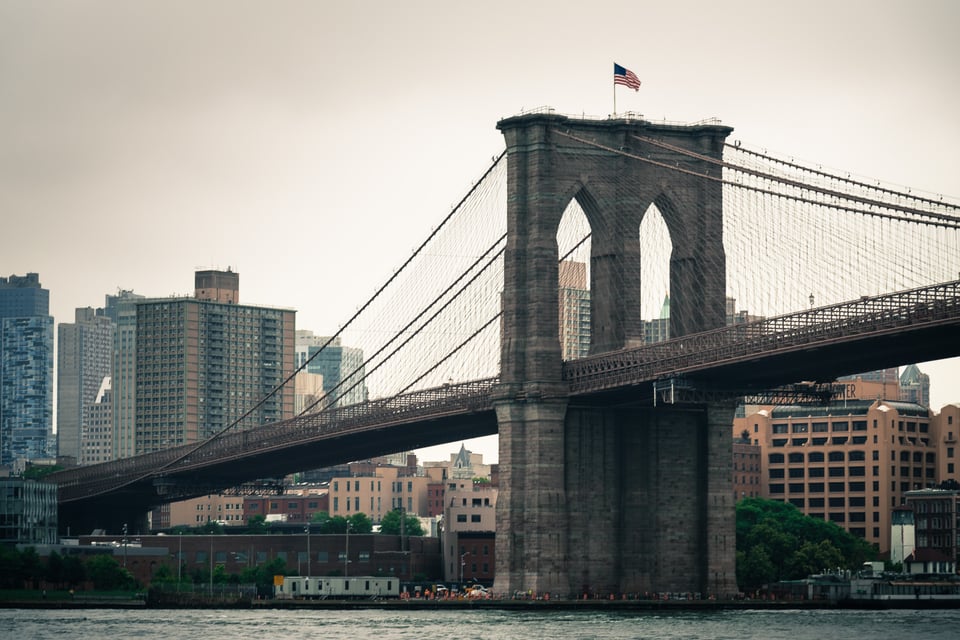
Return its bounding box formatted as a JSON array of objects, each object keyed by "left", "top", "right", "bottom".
[
  {"left": 638, "top": 203, "right": 671, "bottom": 334},
  {"left": 557, "top": 192, "right": 592, "bottom": 361}
]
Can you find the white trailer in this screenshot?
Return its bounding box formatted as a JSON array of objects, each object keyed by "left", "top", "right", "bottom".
[{"left": 276, "top": 576, "right": 400, "bottom": 599}]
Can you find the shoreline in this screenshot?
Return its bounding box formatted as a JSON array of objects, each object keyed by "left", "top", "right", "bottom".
[{"left": 2, "top": 597, "right": 959, "bottom": 611}]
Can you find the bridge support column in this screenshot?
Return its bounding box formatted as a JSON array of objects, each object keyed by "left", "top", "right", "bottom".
[
  {"left": 493, "top": 389, "right": 570, "bottom": 596},
  {"left": 561, "top": 400, "right": 737, "bottom": 597},
  {"left": 704, "top": 400, "right": 738, "bottom": 597}
]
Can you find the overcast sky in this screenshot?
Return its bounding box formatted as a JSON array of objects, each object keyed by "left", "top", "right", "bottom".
[{"left": 2, "top": 1, "right": 959, "bottom": 463}]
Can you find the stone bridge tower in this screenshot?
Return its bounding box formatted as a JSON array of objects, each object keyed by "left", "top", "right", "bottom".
[{"left": 493, "top": 112, "right": 738, "bottom": 598}]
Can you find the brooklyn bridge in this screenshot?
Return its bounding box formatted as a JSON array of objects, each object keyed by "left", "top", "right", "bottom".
[{"left": 49, "top": 111, "right": 960, "bottom": 597}]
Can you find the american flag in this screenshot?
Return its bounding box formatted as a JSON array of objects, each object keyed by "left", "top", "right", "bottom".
[{"left": 614, "top": 63, "right": 641, "bottom": 91}]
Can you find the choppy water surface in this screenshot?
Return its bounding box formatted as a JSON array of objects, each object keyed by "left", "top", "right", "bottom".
[{"left": 1, "top": 607, "right": 958, "bottom": 639}]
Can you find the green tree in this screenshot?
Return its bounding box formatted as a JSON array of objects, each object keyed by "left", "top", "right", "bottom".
[
  {"left": 197, "top": 521, "right": 224, "bottom": 535},
  {"left": 19, "top": 547, "right": 43, "bottom": 588},
  {"left": 212, "top": 564, "right": 230, "bottom": 584},
  {"left": 86, "top": 554, "right": 135, "bottom": 590},
  {"left": 245, "top": 514, "right": 268, "bottom": 534},
  {"left": 785, "top": 539, "right": 845, "bottom": 578},
  {"left": 735, "top": 498, "right": 876, "bottom": 591},
  {"left": 736, "top": 545, "right": 776, "bottom": 590},
  {"left": 45, "top": 550, "right": 65, "bottom": 587},
  {"left": 378, "top": 509, "right": 425, "bottom": 536},
  {"left": 324, "top": 515, "right": 350, "bottom": 534},
  {"left": 62, "top": 554, "right": 86, "bottom": 587},
  {"left": 151, "top": 563, "right": 176, "bottom": 584},
  {"left": 0, "top": 545, "right": 24, "bottom": 588},
  {"left": 348, "top": 512, "right": 373, "bottom": 534},
  {"left": 22, "top": 465, "right": 62, "bottom": 480},
  {"left": 240, "top": 556, "right": 290, "bottom": 597}
]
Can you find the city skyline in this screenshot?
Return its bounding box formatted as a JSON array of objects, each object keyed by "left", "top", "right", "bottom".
[{"left": 3, "top": 2, "right": 959, "bottom": 463}]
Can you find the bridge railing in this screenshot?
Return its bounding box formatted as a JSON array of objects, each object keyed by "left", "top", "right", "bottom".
[
  {"left": 51, "top": 378, "right": 498, "bottom": 501},
  {"left": 564, "top": 279, "right": 960, "bottom": 393},
  {"left": 162, "top": 377, "right": 498, "bottom": 472}
]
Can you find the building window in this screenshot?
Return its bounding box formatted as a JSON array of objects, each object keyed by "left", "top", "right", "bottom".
[
  {"left": 457, "top": 514, "right": 467, "bottom": 522},
  {"left": 471, "top": 514, "right": 481, "bottom": 522}
]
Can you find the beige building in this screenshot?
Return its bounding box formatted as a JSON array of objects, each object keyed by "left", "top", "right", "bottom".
[
  {"left": 294, "top": 370, "right": 325, "bottom": 415},
  {"left": 442, "top": 484, "right": 497, "bottom": 585},
  {"left": 168, "top": 493, "right": 247, "bottom": 527},
  {"left": 736, "top": 374, "right": 957, "bottom": 555},
  {"left": 328, "top": 464, "right": 445, "bottom": 523}
]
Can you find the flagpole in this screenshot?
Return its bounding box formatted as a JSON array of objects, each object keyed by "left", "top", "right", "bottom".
[{"left": 613, "top": 82, "right": 617, "bottom": 117}]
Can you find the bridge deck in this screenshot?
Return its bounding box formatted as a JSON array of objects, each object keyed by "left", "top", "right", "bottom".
[{"left": 49, "top": 280, "right": 960, "bottom": 510}]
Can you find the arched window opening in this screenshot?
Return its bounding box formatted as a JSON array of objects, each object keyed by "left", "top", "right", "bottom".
[
  {"left": 639, "top": 204, "right": 670, "bottom": 343},
  {"left": 557, "top": 200, "right": 591, "bottom": 360}
]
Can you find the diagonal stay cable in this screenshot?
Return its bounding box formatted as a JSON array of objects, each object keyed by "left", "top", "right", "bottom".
[
  {"left": 154, "top": 151, "right": 508, "bottom": 474},
  {"left": 299, "top": 233, "right": 508, "bottom": 415}
]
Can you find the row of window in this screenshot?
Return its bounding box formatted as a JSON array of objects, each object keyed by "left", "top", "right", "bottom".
[
  {"left": 769, "top": 450, "right": 937, "bottom": 464},
  {"left": 770, "top": 420, "right": 931, "bottom": 434},
  {"left": 455, "top": 514, "right": 483, "bottom": 523}
]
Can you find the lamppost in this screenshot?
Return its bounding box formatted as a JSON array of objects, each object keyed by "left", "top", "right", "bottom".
[
  {"left": 460, "top": 551, "right": 469, "bottom": 587},
  {"left": 177, "top": 532, "right": 182, "bottom": 585},
  {"left": 209, "top": 533, "right": 213, "bottom": 594},
  {"left": 122, "top": 523, "right": 128, "bottom": 568},
  {"left": 344, "top": 522, "right": 351, "bottom": 577},
  {"left": 305, "top": 523, "right": 311, "bottom": 578}
]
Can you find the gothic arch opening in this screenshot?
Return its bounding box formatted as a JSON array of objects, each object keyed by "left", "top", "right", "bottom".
[
  {"left": 556, "top": 198, "right": 592, "bottom": 361},
  {"left": 639, "top": 203, "right": 671, "bottom": 343}
]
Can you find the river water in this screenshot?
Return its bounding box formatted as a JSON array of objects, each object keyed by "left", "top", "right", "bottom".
[{"left": 2, "top": 607, "right": 958, "bottom": 639}]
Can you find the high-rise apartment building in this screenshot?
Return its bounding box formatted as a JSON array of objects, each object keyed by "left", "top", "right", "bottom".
[
  {"left": 57, "top": 307, "right": 113, "bottom": 461},
  {"left": 0, "top": 274, "right": 54, "bottom": 466},
  {"left": 643, "top": 294, "right": 671, "bottom": 344},
  {"left": 295, "top": 330, "right": 367, "bottom": 408},
  {"left": 104, "top": 290, "right": 144, "bottom": 459},
  {"left": 80, "top": 376, "right": 113, "bottom": 465},
  {"left": 134, "top": 270, "right": 295, "bottom": 454},
  {"left": 558, "top": 260, "right": 590, "bottom": 360}
]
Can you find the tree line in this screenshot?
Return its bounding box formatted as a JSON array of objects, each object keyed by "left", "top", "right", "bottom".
[{"left": 736, "top": 497, "right": 877, "bottom": 591}]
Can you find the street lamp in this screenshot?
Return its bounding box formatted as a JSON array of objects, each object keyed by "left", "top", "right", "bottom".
[
  {"left": 305, "top": 524, "right": 311, "bottom": 578},
  {"left": 177, "top": 532, "right": 182, "bottom": 585},
  {"left": 209, "top": 533, "right": 213, "bottom": 594},
  {"left": 460, "top": 551, "right": 469, "bottom": 587},
  {"left": 344, "top": 522, "right": 351, "bottom": 577},
  {"left": 122, "top": 523, "right": 128, "bottom": 568}
]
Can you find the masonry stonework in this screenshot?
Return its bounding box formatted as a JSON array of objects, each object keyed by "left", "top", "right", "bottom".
[{"left": 493, "top": 113, "right": 736, "bottom": 597}]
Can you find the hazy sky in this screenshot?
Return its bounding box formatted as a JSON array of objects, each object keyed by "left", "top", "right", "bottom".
[{"left": 2, "top": 1, "right": 959, "bottom": 463}]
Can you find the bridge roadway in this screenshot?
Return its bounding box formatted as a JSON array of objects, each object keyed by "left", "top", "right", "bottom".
[{"left": 50, "top": 280, "right": 960, "bottom": 531}]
